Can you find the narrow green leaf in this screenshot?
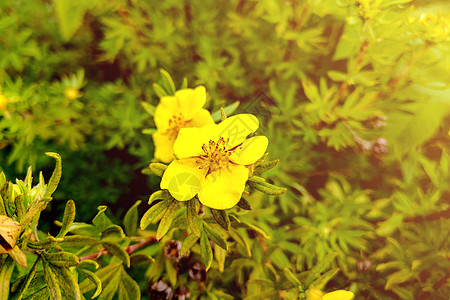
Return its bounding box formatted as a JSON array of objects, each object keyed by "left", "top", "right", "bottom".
[
  {"left": 130, "top": 253, "right": 154, "bottom": 265},
  {"left": 92, "top": 206, "right": 112, "bottom": 233},
  {"left": 78, "top": 269, "right": 102, "bottom": 299},
  {"left": 57, "top": 200, "right": 76, "bottom": 238},
  {"left": 102, "top": 241, "right": 130, "bottom": 268},
  {"left": 43, "top": 152, "right": 62, "bottom": 200},
  {"left": 77, "top": 260, "right": 99, "bottom": 271},
  {"left": 211, "top": 101, "right": 240, "bottom": 122},
  {"left": 200, "top": 233, "right": 213, "bottom": 270},
  {"left": 140, "top": 199, "right": 172, "bottom": 230},
  {"left": 165, "top": 259, "right": 177, "bottom": 287},
  {"left": 141, "top": 102, "right": 156, "bottom": 116},
  {"left": 14, "top": 195, "right": 26, "bottom": 219},
  {"left": 187, "top": 198, "right": 202, "bottom": 237},
  {"left": 148, "top": 190, "right": 171, "bottom": 204},
  {"left": 119, "top": 266, "right": 141, "bottom": 300},
  {"left": 180, "top": 77, "right": 188, "bottom": 89},
  {"left": 58, "top": 235, "right": 99, "bottom": 248},
  {"left": 253, "top": 159, "right": 280, "bottom": 175},
  {"left": 0, "top": 257, "right": 15, "bottom": 300},
  {"left": 28, "top": 236, "right": 64, "bottom": 250},
  {"left": 180, "top": 233, "right": 199, "bottom": 256},
  {"left": 159, "top": 69, "right": 176, "bottom": 95},
  {"left": 214, "top": 245, "right": 227, "bottom": 273},
  {"left": 203, "top": 223, "right": 228, "bottom": 250},
  {"left": 283, "top": 267, "right": 301, "bottom": 287},
  {"left": 43, "top": 251, "right": 79, "bottom": 268},
  {"left": 211, "top": 209, "right": 230, "bottom": 231},
  {"left": 79, "top": 263, "right": 120, "bottom": 295},
  {"left": 52, "top": 265, "right": 81, "bottom": 300},
  {"left": 101, "top": 225, "right": 125, "bottom": 239},
  {"left": 152, "top": 83, "right": 168, "bottom": 98},
  {"left": 248, "top": 180, "right": 287, "bottom": 195},
  {"left": 149, "top": 163, "right": 167, "bottom": 177},
  {"left": 236, "top": 197, "right": 252, "bottom": 210},
  {"left": 123, "top": 200, "right": 141, "bottom": 236},
  {"left": 156, "top": 200, "right": 179, "bottom": 240},
  {"left": 42, "top": 261, "right": 62, "bottom": 300},
  {"left": 54, "top": 0, "right": 88, "bottom": 41}
]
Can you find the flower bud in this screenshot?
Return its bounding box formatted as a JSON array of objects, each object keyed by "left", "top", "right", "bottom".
[
  {"left": 0, "top": 215, "right": 21, "bottom": 253},
  {"left": 164, "top": 240, "right": 182, "bottom": 262},
  {"left": 149, "top": 280, "right": 172, "bottom": 300},
  {"left": 188, "top": 261, "right": 207, "bottom": 282},
  {"left": 371, "top": 138, "right": 388, "bottom": 155},
  {"left": 64, "top": 88, "right": 81, "bottom": 100},
  {"left": 357, "top": 259, "right": 371, "bottom": 272}
]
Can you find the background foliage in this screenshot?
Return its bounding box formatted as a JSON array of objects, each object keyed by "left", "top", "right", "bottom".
[{"left": 0, "top": 0, "right": 449, "bottom": 299}]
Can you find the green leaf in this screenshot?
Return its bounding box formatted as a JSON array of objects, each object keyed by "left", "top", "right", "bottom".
[
  {"left": 79, "top": 263, "right": 121, "bottom": 295},
  {"left": 253, "top": 159, "right": 280, "bottom": 175},
  {"left": 211, "top": 209, "right": 230, "bottom": 231},
  {"left": 52, "top": 266, "right": 81, "bottom": 300},
  {"left": 140, "top": 199, "right": 173, "bottom": 230},
  {"left": 123, "top": 200, "right": 141, "bottom": 236},
  {"left": 214, "top": 244, "right": 227, "bottom": 273},
  {"left": 165, "top": 259, "right": 177, "bottom": 287},
  {"left": 42, "top": 261, "right": 62, "bottom": 300},
  {"left": 0, "top": 257, "right": 15, "bottom": 300},
  {"left": 270, "top": 248, "right": 291, "bottom": 269},
  {"left": 57, "top": 200, "right": 76, "bottom": 238},
  {"left": 92, "top": 206, "right": 113, "bottom": 233},
  {"left": 43, "top": 152, "right": 62, "bottom": 200},
  {"left": 141, "top": 102, "right": 156, "bottom": 116},
  {"left": 236, "top": 197, "right": 252, "bottom": 210},
  {"left": 58, "top": 235, "right": 99, "bottom": 248},
  {"left": 283, "top": 267, "right": 301, "bottom": 287},
  {"left": 54, "top": 0, "right": 89, "bottom": 41},
  {"left": 156, "top": 200, "right": 179, "bottom": 240},
  {"left": 101, "top": 225, "right": 125, "bottom": 239},
  {"left": 203, "top": 223, "right": 228, "bottom": 250},
  {"left": 149, "top": 163, "right": 167, "bottom": 177},
  {"left": 78, "top": 269, "right": 102, "bottom": 299},
  {"left": 42, "top": 251, "right": 79, "bottom": 268},
  {"left": 248, "top": 178, "right": 287, "bottom": 195},
  {"left": 187, "top": 198, "right": 203, "bottom": 237},
  {"left": 77, "top": 260, "right": 99, "bottom": 271},
  {"left": 118, "top": 266, "right": 141, "bottom": 300},
  {"left": 102, "top": 241, "right": 130, "bottom": 268},
  {"left": 180, "top": 233, "right": 199, "bottom": 256},
  {"left": 130, "top": 253, "right": 154, "bottom": 265},
  {"left": 200, "top": 233, "right": 213, "bottom": 270},
  {"left": 212, "top": 101, "right": 240, "bottom": 122},
  {"left": 153, "top": 83, "right": 168, "bottom": 98},
  {"left": 27, "top": 236, "right": 64, "bottom": 250},
  {"left": 159, "top": 69, "right": 176, "bottom": 95},
  {"left": 148, "top": 190, "right": 171, "bottom": 204}
]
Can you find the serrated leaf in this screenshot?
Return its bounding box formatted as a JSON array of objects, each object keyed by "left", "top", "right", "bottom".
[
  {"left": 156, "top": 200, "right": 179, "bottom": 240},
  {"left": 102, "top": 241, "right": 130, "bottom": 268},
  {"left": 123, "top": 200, "right": 141, "bottom": 236},
  {"left": 180, "top": 233, "right": 199, "bottom": 256},
  {"left": 140, "top": 199, "right": 172, "bottom": 230},
  {"left": 57, "top": 200, "right": 76, "bottom": 238},
  {"left": 43, "top": 152, "right": 62, "bottom": 200},
  {"left": 187, "top": 198, "right": 202, "bottom": 237},
  {"left": 78, "top": 269, "right": 102, "bottom": 299},
  {"left": 200, "top": 233, "right": 213, "bottom": 270},
  {"left": 203, "top": 223, "right": 227, "bottom": 250},
  {"left": 211, "top": 209, "right": 230, "bottom": 231}
]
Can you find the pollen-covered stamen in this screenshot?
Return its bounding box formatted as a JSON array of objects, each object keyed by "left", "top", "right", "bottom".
[
  {"left": 197, "top": 137, "right": 235, "bottom": 175},
  {"left": 165, "top": 113, "right": 187, "bottom": 138}
]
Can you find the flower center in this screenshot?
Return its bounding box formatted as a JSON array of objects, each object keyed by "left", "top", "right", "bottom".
[
  {"left": 197, "top": 137, "right": 234, "bottom": 175},
  {"left": 166, "top": 113, "right": 186, "bottom": 138}
]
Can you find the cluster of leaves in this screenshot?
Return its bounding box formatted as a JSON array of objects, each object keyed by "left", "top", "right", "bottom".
[{"left": 0, "top": 0, "right": 449, "bottom": 299}]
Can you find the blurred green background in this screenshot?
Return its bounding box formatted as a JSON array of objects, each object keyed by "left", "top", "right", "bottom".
[{"left": 0, "top": 0, "right": 449, "bottom": 298}]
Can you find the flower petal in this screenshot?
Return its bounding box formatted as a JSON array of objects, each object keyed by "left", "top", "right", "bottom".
[
  {"left": 154, "top": 95, "right": 180, "bottom": 131},
  {"left": 229, "top": 136, "right": 268, "bottom": 165},
  {"left": 185, "top": 108, "right": 214, "bottom": 127},
  {"left": 161, "top": 158, "right": 206, "bottom": 201},
  {"left": 176, "top": 86, "right": 206, "bottom": 120},
  {"left": 153, "top": 132, "right": 176, "bottom": 163},
  {"left": 322, "top": 291, "right": 355, "bottom": 300},
  {"left": 198, "top": 165, "right": 249, "bottom": 210},
  {"left": 217, "top": 114, "right": 260, "bottom": 147},
  {"left": 173, "top": 124, "right": 220, "bottom": 158}
]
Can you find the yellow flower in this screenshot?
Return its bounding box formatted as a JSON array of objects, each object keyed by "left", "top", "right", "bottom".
[
  {"left": 0, "top": 94, "right": 8, "bottom": 110},
  {"left": 64, "top": 87, "right": 82, "bottom": 99},
  {"left": 160, "top": 114, "right": 268, "bottom": 209},
  {"left": 307, "top": 289, "right": 355, "bottom": 300},
  {"left": 153, "top": 86, "right": 214, "bottom": 163}
]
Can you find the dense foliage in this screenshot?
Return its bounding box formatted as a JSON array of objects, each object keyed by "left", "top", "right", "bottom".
[{"left": 0, "top": 0, "right": 449, "bottom": 299}]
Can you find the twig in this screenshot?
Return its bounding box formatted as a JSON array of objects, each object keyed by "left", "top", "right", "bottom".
[{"left": 79, "top": 236, "right": 157, "bottom": 262}]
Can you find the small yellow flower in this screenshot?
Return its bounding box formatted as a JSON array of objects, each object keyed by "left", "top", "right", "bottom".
[
  {"left": 0, "top": 94, "right": 8, "bottom": 110},
  {"left": 160, "top": 114, "right": 268, "bottom": 209},
  {"left": 307, "top": 289, "right": 355, "bottom": 300},
  {"left": 64, "top": 87, "right": 82, "bottom": 100},
  {"left": 153, "top": 86, "right": 214, "bottom": 163}
]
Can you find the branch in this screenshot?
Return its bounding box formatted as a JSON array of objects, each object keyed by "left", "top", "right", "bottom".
[{"left": 79, "top": 236, "right": 157, "bottom": 262}]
